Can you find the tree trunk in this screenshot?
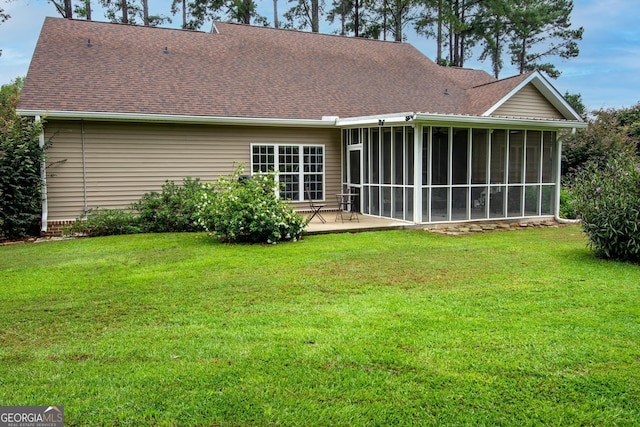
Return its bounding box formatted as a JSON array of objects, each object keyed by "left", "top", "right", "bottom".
[
  {"left": 493, "top": 30, "right": 499, "bottom": 78},
  {"left": 520, "top": 37, "right": 526, "bottom": 74},
  {"left": 182, "top": 0, "right": 187, "bottom": 28},
  {"left": 86, "top": 0, "right": 92, "bottom": 20},
  {"left": 340, "top": 0, "right": 346, "bottom": 36},
  {"left": 122, "top": 0, "right": 129, "bottom": 23},
  {"left": 143, "top": 0, "right": 149, "bottom": 25},
  {"left": 274, "top": 0, "right": 279, "bottom": 28},
  {"left": 243, "top": 0, "right": 251, "bottom": 24},
  {"left": 436, "top": 0, "right": 442, "bottom": 64},
  {"left": 354, "top": 0, "right": 359, "bottom": 37},
  {"left": 311, "top": 0, "right": 318, "bottom": 32},
  {"left": 64, "top": 0, "right": 73, "bottom": 18}
]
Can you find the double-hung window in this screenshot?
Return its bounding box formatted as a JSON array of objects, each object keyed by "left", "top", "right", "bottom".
[{"left": 251, "top": 144, "right": 324, "bottom": 201}]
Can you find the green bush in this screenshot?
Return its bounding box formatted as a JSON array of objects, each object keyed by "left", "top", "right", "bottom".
[
  {"left": 559, "top": 186, "right": 577, "bottom": 219},
  {"left": 132, "top": 177, "right": 205, "bottom": 233},
  {"left": 197, "top": 167, "right": 308, "bottom": 244},
  {"left": 0, "top": 116, "right": 45, "bottom": 239},
  {"left": 65, "top": 208, "right": 140, "bottom": 237},
  {"left": 570, "top": 154, "right": 640, "bottom": 262}
]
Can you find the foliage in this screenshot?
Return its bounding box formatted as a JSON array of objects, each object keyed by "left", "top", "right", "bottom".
[
  {"left": 569, "top": 154, "right": 640, "bottom": 263},
  {"left": 0, "top": 78, "right": 46, "bottom": 240},
  {"left": 67, "top": 177, "right": 210, "bottom": 236},
  {"left": 1, "top": 229, "right": 640, "bottom": 425},
  {"left": 196, "top": 166, "right": 308, "bottom": 243},
  {"left": 97, "top": 0, "right": 171, "bottom": 25},
  {"left": 415, "top": 0, "right": 479, "bottom": 67},
  {"left": 284, "top": 0, "right": 323, "bottom": 32},
  {"left": 132, "top": 177, "right": 206, "bottom": 233},
  {"left": 65, "top": 208, "right": 140, "bottom": 237},
  {"left": 562, "top": 104, "right": 639, "bottom": 175},
  {"left": 414, "top": 0, "right": 582, "bottom": 76},
  {"left": 563, "top": 91, "right": 586, "bottom": 117},
  {"left": 558, "top": 185, "right": 576, "bottom": 219},
  {"left": 506, "top": 0, "right": 583, "bottom": 78}
]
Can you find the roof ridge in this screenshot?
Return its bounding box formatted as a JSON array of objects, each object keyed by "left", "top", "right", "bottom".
[
  {"left": 47, "top": 16, "right": 208, "bottom": 36},
  {"left": 217, "top": 21, "right": 409, "bottom": 46},
  {"left": 470, "top": 72, "right": 533, "bottom": 89}
]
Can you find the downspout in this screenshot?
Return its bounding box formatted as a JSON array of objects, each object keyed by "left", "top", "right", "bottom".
[
  {"left": 555, "top": 128, "right": 580, "bottom": 224},
  {"left": 81, "top": 119, "right": 89, "bottom": 216},
  {"left": 36, "top": 116, "right": 48, "bottom": 233}
]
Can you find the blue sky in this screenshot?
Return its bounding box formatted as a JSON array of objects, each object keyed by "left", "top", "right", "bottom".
[{"left": 1, "top": 0, "right": 639, "bottom": 112}]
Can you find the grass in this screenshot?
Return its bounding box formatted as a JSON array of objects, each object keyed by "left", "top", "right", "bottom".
[{"left": 0, "top": 226, "right": 639, "bottom": 426}]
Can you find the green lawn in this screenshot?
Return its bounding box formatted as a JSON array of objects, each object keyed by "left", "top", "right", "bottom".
[{"left": 1, "top": 226, "right": 639, "bottom": 426}]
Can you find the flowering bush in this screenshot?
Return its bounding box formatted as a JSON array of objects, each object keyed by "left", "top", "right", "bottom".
[
  {"left": 570, "top": 154, "right": 640, "bottom": 262},
  {"left": 196, "top": 166, "right": 309, "bottom": 244}
]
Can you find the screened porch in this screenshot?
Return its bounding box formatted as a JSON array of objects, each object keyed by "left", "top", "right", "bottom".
[{"left": 341, "top": 125, "right": 559, "bottom": 224}]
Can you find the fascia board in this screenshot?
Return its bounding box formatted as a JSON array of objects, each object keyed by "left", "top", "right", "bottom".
[
  {"left": 481, "top": 71, "right": 584, "bottom": 122},
  {"left": 338, "top": 112, "right": 586, "bottom": 129},
  {"left": 336, "top": 113, "right": 416, "bottom": 127},
  {"left": 15, "top": 110, "right": 338, "bottom": 128}
]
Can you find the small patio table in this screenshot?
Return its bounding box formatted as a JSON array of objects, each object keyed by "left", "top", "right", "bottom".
[{"left": 335, "top": 193, "right": 360, "bottom": 223}]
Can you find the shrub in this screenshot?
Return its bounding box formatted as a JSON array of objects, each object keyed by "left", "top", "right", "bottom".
[
  {"left": 562, "top": 105, "right": 638, "bottom": 176},
  {"left": 559, "top": 186, "right": 577, "bottom": 219},
  {"left": 197, "top": 167, "right": 309, "bottom": 244},
  {"left": 570, "top": 154, "right": 640, "bottom": 262},
  {"left": 0, "top": 115, "right": 45, "bottom": 239},
  {"left": 132, "top": 177, "right": 205, "bottom": 233},
  {"left": 65, "top": 208, "right": 140, "bottom": 237}
]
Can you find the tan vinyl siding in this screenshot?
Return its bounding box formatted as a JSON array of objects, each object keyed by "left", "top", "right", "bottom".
[
  {"left": 492, "top": 83, "right": 565, "bottom": 120},
  {"left": 44, "top": 121, "right": 86, "bottom": 221},
  {"left": 44, "top": 120, "right": 341, "bottom": 221}
]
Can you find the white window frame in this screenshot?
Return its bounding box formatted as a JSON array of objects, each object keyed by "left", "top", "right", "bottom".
[{"left": 250, "top": 143, "right": 325, "bottom": 202}]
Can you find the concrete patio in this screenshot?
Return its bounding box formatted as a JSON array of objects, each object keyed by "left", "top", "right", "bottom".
[
  {"left": 303, "top": 211, "right": 566, "bottom": 236},
  {"left": 304, "top": 211, "right": 414, "bottom": 235}
]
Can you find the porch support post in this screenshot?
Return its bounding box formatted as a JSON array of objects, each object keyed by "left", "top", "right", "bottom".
[
  {"left": 555, "top": 133, "right": 562, "bottom": 218},
  {"left": 413, "top": 124, "right": 422, "bottom": 224}
]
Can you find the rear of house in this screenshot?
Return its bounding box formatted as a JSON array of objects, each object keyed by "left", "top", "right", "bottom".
[{"left": 17, "top": 17, "right": 585, "bottom": 233}]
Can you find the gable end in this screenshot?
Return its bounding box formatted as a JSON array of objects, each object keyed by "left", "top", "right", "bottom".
[{"left": 490, "top": 83, "right": 565, "bottom": 120}]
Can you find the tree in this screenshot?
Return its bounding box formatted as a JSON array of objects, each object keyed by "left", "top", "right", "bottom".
[
  {"left": 74, "top": 0, "right": 93, "bottom": 20},
  {"left": 99, "top": 0, "right": 170, "bottom": 25},
  {"left": 171, "top": 0, "right": 189, "bottom": 28},
  {"left": 370, "top": 0, "right": 417, "bottom": 41},
  {"left": 0, "top": 78, "right": 47, "bottom": 239},
  {"left": 0, "top": 7, "right": 9, "bottom": 57},
  {"left": 415, "top": 0, "right": 481, "bottom": 67},
  {"left": 327, "top": 0, "right": 382, "bottom": 38},
  {"left": 284, "top": 0, "right": 323, "bottom": 32},
  {"left": 507, "top": 0, "right": 583, "bottom": 78},
  {"left": 477, "top": 0, "right": 510, "bottom": 77},
  {"left": 186, "top": 0, "right": 267, "bottom": 29},
  {"left": 562, "top": 104, "right": 640, "bottom": 176},
  {"left": 563, "top": 91, "right": 586, "bottom": 118},
  {"left": 48, "top": 0, "right": 74, "bottom": 18}
]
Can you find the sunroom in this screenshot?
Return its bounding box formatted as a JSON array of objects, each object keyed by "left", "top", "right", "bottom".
[{"left": 338, "top": 114, "right": 575, "bottom": 225}]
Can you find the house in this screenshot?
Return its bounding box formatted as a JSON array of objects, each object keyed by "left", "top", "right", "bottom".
[{"left": 17, "top": 17, "right": 586, "bottom": 234}]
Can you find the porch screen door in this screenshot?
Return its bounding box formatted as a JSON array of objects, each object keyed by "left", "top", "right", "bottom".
[{"left": 347, "top": 147, "right": 362, "bottom": 212}]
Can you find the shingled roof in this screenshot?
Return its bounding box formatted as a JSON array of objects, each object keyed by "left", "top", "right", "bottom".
[{"left": 19, "top": 17, "right": 553, "bottom": 121}]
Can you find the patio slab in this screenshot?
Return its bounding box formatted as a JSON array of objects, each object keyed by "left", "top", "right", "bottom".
[{"left": 304, "top": 212, "right": 413, "bottom": 235}]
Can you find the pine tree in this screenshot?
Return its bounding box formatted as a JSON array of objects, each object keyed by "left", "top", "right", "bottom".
[{"left": 507, "top": 0, "right": 583, "bottom": 78}]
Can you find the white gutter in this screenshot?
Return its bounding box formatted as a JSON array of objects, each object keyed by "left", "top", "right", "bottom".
[
  {"left": 338, "top": 112, "right": 587, "bottom": 129},
  {"left": 16, "top": 110, "right": 338, "bottom": 128},
  {"left": 35, "top": 115, "right": 48, "bottom": 233},
  {"left": 554, "top": 130, "right": 581, "bottom": 225}
]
